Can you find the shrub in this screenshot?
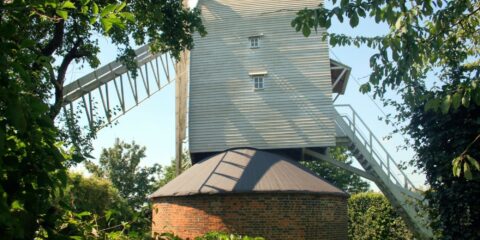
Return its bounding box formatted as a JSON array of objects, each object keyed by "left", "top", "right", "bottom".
[{"left": 348, "top": 192, "right": 413, "bottom": 240}]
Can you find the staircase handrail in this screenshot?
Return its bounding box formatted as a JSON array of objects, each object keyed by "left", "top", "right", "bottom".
[{"left": 334, "top": 104, "right": 417, "bottom": 191}]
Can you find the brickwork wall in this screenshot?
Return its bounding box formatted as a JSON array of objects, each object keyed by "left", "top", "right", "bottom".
[{"left": 152, "top": 193, "right": 348, "bottom": 240}]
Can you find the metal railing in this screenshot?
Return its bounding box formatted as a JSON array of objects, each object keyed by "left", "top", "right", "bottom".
[{"left": 334, "top": 104, "right": 417, "bottom": 191}]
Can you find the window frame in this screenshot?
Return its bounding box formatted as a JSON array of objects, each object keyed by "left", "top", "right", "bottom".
[
  {"left": 250, "top": 74, "right": 266, "bottom": 91},
  {"left": 249, "top": 36, "right": 261, "bottom": 49}
]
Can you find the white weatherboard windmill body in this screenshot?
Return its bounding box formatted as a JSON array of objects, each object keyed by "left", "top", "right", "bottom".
[{"left": 62, "top": 0, "right": 432, "bottom": 238}]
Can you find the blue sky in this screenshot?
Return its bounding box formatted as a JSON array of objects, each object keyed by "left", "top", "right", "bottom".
[{"left": 66, "top": 1, "right": 426, "bottom": 189}]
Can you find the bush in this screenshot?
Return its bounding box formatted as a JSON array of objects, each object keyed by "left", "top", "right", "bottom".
[
  {"left": 348, "top": 192, "right": 413, "bottom": 240},
  {"left": 39, "top": 173, "right": 150, "bottom": 239},
  {"left": 64, "top": 173, "right": 127, "bottom": 215}
]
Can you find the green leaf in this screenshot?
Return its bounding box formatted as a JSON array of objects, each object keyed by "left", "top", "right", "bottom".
[
  {"left": 61, "top": 1, "right": 76, "bottom": 9},
  {"left": 424, "top": 98, "right": 438, "bottom": 112},
  {"left": 76, "top": 211, "right": 91, "bottom": 217},
  {"left": 11, "top": 200, "right": 24, "bottom": 210},
  {"left": 441, "top": 95, "right": 451, "bottom": 114},
  {"left": 466, "top": 155, "right": 480, "bottom": 171},
  {"left": 100, "top": 18, "right": 113, "bottom": 32},
  {"left": 116, "top": 1, "right": 127, "bottom": 12},
  {"left": 119, "top": 12, "right": 135, "bottom": 22},
  {"left": 291, "top": 19, "right": 297, "bottom": 28},
  {"left": 89, "top": 17, "right": 97, "bottom": 24},
  {"left": 395, "top": 16, "right": 403, "bottom": 30},
  {"left": 375, "top": 12, "right": 381, "bottom": 23},
  {"left": 452, "top": 156, "right": 462, "bottom": 177},
  {"left": 101, "top": 4, "right": 117, "bottom": 17},
  {"left": 56, "top": 10, "right": 68, "bottom": 20},
  {"left": 350, "top": 13, "right": 359, "bottom": 27},
  {"left": 334, "top": 8, "right": 344, "bottom": 22},
  {"left": 453, "top": 156, "right": 459, "bottom": 173},
  {"left": 359, "top": 83, "right": 371, "bottom": 93},
  {"left": 357, "top": 8, "right": 366, "bottom": 17},
  {"left": 105, "top": 210, "right": 114, "bottom": 221},
  {"left": 45, "top": 1, "right": 57, "bottom": 8},
  {"left": 108, "top": 16, "right": 125, "bottom": 29},
  {"left": 330, "top": 37, "right": 337, "bottom": 46},
  {"left": 452, "top": 92, "right": 462, "bottom": 110},
  {"left": 302, "top": 24, "right": 311, "bottom": 37},
  {"left": 92, "top": 2, "right": 99, "bottom": 14},
  {"left": 464, "top": 162, "right": 472, "bottom": 180}
]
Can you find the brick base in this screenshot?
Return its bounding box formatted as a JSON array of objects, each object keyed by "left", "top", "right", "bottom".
[{"left": 152, "top": 193, "right": 348, "bottom": 240}]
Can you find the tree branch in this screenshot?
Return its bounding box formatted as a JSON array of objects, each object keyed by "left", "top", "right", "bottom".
[
  {"left": 49, "top": 40, "right": 88, "bottom": 120},
  {"left": 41, "top": 20, "right": 65, "bottom": 57},
  {"left": 461, "top": 133, "right": 480, "bottom": 156}
]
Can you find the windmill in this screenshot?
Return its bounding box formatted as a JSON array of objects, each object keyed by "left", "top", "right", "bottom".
[{"left": 62, "top": 0, "right": 432, "bottom": 238}]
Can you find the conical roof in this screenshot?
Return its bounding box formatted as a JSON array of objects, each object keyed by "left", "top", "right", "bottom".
[{"left": 151, "top": 148, "right": 347, "bottom": 198}]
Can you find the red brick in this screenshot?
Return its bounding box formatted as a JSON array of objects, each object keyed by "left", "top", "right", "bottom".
[{"left": 152, "top": 193, "right": 347, "bottom": 240}]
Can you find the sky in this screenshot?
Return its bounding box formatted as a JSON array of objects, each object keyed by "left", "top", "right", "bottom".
[{"left": 66, "top": 1, "right": 427, "bottom": 189}]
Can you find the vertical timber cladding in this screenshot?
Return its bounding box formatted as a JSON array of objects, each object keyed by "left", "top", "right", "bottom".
[{"left": 189, "top": 0, "right": 334, "bottom": 153}]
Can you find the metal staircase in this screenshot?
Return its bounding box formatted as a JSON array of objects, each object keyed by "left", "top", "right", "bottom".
[{"left": 333, "top": 104, "right": 432, "bottom": 239}]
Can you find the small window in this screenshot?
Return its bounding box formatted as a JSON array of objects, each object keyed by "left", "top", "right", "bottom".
[
  {"left": 250, "top": 36, "right": 260, "bottom": 48},
  {"left": 253, "top": 75, "right": 264, "bottom": 90}
]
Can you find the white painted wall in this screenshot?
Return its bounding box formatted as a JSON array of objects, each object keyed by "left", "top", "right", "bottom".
[{"left": 189, "top": 0, "right": 334, "bottom": 153}]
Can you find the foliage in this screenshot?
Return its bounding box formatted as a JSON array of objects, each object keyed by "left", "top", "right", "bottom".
[
  {"left": 45, "top": 173, "right": 150, "bottom": 239},
  {"left": 64, "top": 172, "right": 126, "bottom": 215},
  {"left": 348, "top": 192, "right": 413, "bottom": 240},
  {"left": 301, "top": 147, "right": 369, "bottom": 194},
  {"left": 86, "top": 138, "right": 161, "bottom": 208},
  {"left": 292, "top": 0, "right": 480, "bottom": 238},
  {"left": 154, "top": 231, "right": 264, "bottom": 240},
  {"left": 0, "top": 0, "right": 204, "bottom": 238},
  {"left": 49, "top": 209, "right": 144, "bottom": 240},
  {"left": 195, "top": 232, "right": 264, "bottom": 240},
  {"left": 408, "top": 102, "right": 480, "bottom": 239}
]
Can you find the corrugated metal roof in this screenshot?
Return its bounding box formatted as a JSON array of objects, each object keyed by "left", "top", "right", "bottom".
[{"left": 151, "top": 148, "right": 348, "bottom": 198}]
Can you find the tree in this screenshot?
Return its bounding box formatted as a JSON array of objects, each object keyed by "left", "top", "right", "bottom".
[
  {"left": 301, "top": 147, "right": 369, "bottom": 194},
  {"left": 86, "top": 138, "right": 161, "bottom": 208},
  {"left": 407, "top": 102, "right": 480, "bottom": 239},
  {"left": 0, "top": 1, "right": 204, "bottom": 238},
  {"left": 64, "top": 172, "right": 126, "bottom": 215},
  {"left": 292, "top": 0, "right": 480, "bottom": 238},
  {"left": 348, "top": 192, "right": 413, "bottom": 240},
  {"left": 53, "top": 173, "right": 148, "bottom": 239}
]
